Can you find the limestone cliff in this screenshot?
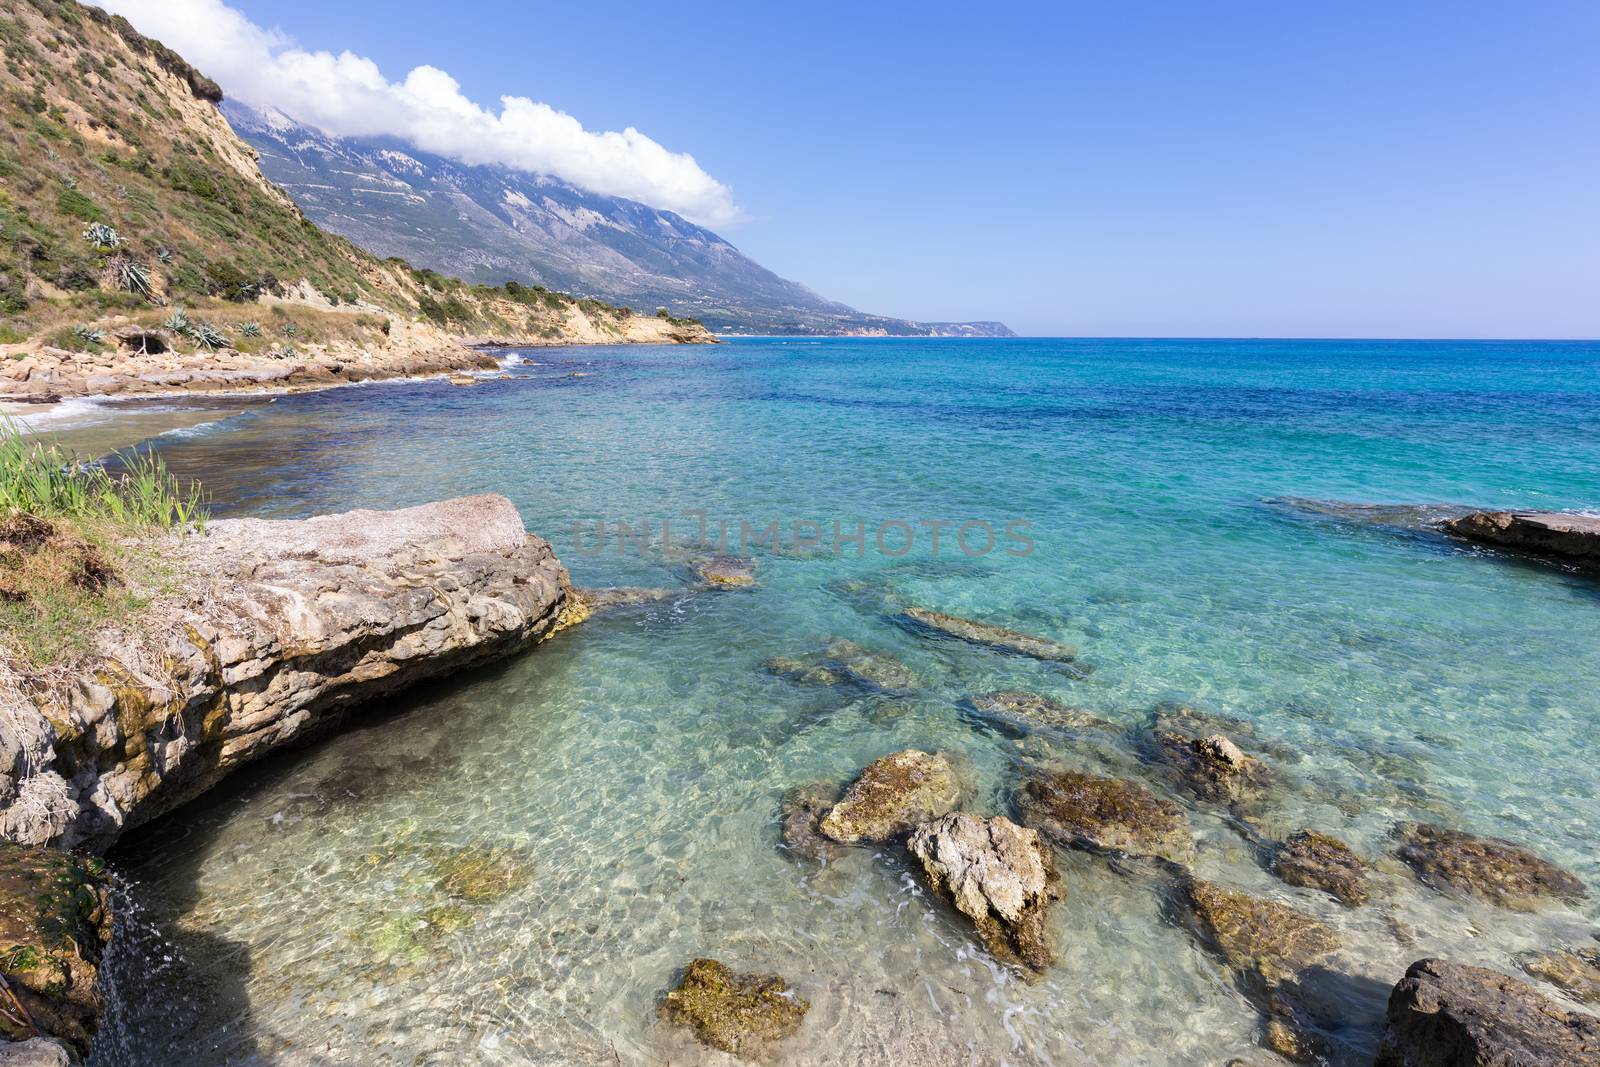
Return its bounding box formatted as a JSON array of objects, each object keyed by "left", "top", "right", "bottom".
[{"left": 0, "top": 495, "right": 573, "bottom": 851}]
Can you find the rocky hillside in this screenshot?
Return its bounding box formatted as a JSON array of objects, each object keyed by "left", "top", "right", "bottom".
[
  {"left": 0, "top": 0, "right": 711, "bottom": 398},
  {"left": 225, "top": 102, "right": 1014, "bottom": 338}
]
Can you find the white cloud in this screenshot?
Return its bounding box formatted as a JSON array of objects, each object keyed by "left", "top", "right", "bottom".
[{"left": 95, "top": 0, "right": 744, "bottom": 228}]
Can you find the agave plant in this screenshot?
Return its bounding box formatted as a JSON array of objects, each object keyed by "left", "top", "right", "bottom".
[
  {"left": 280, "top": 322, "right": 299, "bottom": 338},
  {"left": 190, "top": 321, "right": 229, "bottom": 351},
  {"left": 155, "top": 247, "right": 173, "bottom": 264},
  {"left": 107, "top": 254, "right": 154, "bottom": 300},
  {"left": 72, "top": 324, "right": 106, "bottom": 347},
  {"left": 239, "top": 321, "right": 261, "bottom": 338},
  {"left": 163, "top": 307, "right": 190, "bottom": 333},
  {"left": 82, "top": 222, "right": 123, "bottom": 250}
]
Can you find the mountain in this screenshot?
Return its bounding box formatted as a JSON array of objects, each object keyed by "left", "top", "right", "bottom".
[
  {"left": 223, "top": 102, "right": 1013, "bottom": 338},
  {"left": 0, "top": 0, "right": 712, "bottom": 399}
]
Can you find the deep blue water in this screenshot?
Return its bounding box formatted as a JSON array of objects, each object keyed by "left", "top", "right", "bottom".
[{"left": 91, "top": 338, "right": 1600, "bottom": 1065}]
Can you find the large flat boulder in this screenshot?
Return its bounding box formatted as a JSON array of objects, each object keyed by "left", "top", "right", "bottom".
[
  {"left": 1017, "top": 769, "right": 1195, "bottom": 866},
  {"left": 818, "top": 750, "right": 962, "bottom": 844},
  {"left": 1444, "top": 510, "right": 1600, "bottom": 563},
  {"left": 1375, "top": 958, "right": 1600, "bottom": 1066},
  {"left": 1394, "top": 822, "right": 1585, "bottom": 911},
  {"left": 0, "top": 495, "right": 573, "bottom": 851}
]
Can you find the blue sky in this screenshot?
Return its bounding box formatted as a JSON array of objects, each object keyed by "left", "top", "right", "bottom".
[{"left": 210, "top": 2, "right": 1600, "bottom": 336}]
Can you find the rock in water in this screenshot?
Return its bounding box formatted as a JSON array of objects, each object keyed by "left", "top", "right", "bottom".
[
  {"left": 693, "top": 555, "right": 757, "bottom": 588},
  {"left": 1375, "top": 958, "right": 1600, "bottom": 1067},
  {"left": 818, "top": 750, "right": 962, "bottom": 844},
  {"left": 1444, "top": 510, "right": 1600, "bottom": 563},
  {"left": 778, "top": 781, "right": 843, "bottom": 863},
  {"left": 1517, "top": 946, "right": 1600, "bottom": 1003},
  {"left": 907, "top": 813, "right": 1062, "bottom": 972},
  {"left": 0, "top": 495, "right": 572, "bottom": 851},
  {"left": 899, "top": 607, "right": 1081, "bottom": 664},
  {"left": 963, "top": 691, "right": 1112, "bottom": 737},
  {"left": 765, "top": 639, "right": 919, "bottom": 691},
  {"left": 0, "top": 1039, "right": 72, "bottom": 1066},
  {"left": 1272, "top": 830, "right": 1372, "bottom": 907},
  {"left": 1151, "top": 729, "right": 1273, "bottom": 806},
  {"left": 1175, "top": 879, "right": 1341, "bottom": 1062},
  {"left": 0, "top": 844, "right": 111, "bottom": 1058},
  {"left": 1016, "top": 769, "right": 1195, "bottom": 866},
  {"left": 659, "top": 958, "right": 808, "bottom": 1056},
  {"left": 1394, "top": 822, "right": 1585, "bottom": 911}
]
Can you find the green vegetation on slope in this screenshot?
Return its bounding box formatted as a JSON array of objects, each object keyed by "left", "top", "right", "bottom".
[
  {"left": 0, "top": 0, "right": 699, "bottom": 357},
  {"left": 0, "top": 419, "right": 204, "bottom": 666}
]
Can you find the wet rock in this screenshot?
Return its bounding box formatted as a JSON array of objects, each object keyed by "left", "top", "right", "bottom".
[
  {"left": 1151, "top": 729, "right": 1273, "bottom": 806},
  {"left": 907, "top": 813, "right": 1061, "bottom": 973},
  {"left": 1174, "top": 879, "right": 1341, "bottom": 1063},
  {"left": 899, "top": 607, "right": 1082, "bottom": 665},
  {"left": 765, "top": 639, "right": 919, "bottom": 692},
  {"left": 431, "top": 844, "right": 533, "bottom": 903},
  {"left": 0, "top": 1039, "right": 71, "bottom": 1067},
  {"left": 1272, "top": 830, "right": 1371, "bottom": 907},
  {"left": 0, "top": 844, "right": 111, "bottom": 1058},
  {"left": 1444, "top": 510, "right": 1600, "bottom": 564},
  {"left": 659, "top": 958, "right": 808, "bottom": 1057},
  {"left": 1016, "top": 769, "right": 1194, "bottom": 866},
  {"left": 1375, "top": 958, "right": 1600, "bottom": 1067},
  {"left": 963, "top": 691, "right": 1113, "bottom": 738},
  {"left": 569, "top": 586, "right": 680, "bottom": 618},
  {"left": 693, "top": 554, "right": 757, "bottom": 588},
  {"left": 818, "top": 750, "right": 961, "bottom": 844},
  {"left": 1394, "top": 822, "right": 1586, "bottom": 911},
  {"left": 778, "top": 781, "right": 843, "bottom": 864},
  {"left": 1517, "top": 946, "right": 1600, "bottom": 1003}
]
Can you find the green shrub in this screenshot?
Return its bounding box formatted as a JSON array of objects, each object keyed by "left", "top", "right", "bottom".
[{"left": 55, "top": 187, "right": 104, "bottom": 222}]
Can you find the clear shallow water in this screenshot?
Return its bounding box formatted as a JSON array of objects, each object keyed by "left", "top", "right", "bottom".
[{"left": 88, "top": 338, "right": 1600, "bottom": 1065}]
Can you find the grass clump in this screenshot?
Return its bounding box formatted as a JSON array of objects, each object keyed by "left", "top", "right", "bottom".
[{"left": 0, "top": 421, "right": 206, "bottom": 666}]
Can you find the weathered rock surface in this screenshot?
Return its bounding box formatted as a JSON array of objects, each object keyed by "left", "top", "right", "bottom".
[
  {"left": 1151, "top": 729, "right": 1273, "bottom": 806},
  {"left": 1016, "top": 769, "right": 1195, "bottom": 866},
  {"left": 1517, "top": 946, "right": 1600, "bottom": 1004},
  {"left": 659, "top": 958, "right": 808, "bottom": 1057},
  {"left": 818, "top": 750, "right": 962, "bottom": 844},
  {"left": 1375, "top": 958, "right": 1600, "bottom": 1066},
  {"left": 1444, "top": 510, "right": 1600, "bottom": 563},
  {"left": 0, "top": 1038, "right": 71, "bottom": 1066},
  {"left": 899, "top": 607, "right": 1081, "bottom": 664},
  {"left": 1394, "top": 823, "right": 1585, "bottom": 911},
  {"left": 963, "top": 691, "right": 1112, "bottom": 737},
  {"left": 765, "top": 639, "right": 919, "bottom": 692},
  {"left": 0, "top": 844, "right": 111, "bottom": 1060},
  {"left": 1174, "top": 879, "right": 1341, "bottom": 1063},
  {"left": 1272, "top": 830, "right": 1372, "bottom": 907},
  {"left": 778, "top": 781, "right": 843, "bottom": 864},
  {"left": 0, "top": 495, "right": 573, "bottom": 851},
  {"left": 906, "top": 813, "right": 1061, "bottom": 973}
]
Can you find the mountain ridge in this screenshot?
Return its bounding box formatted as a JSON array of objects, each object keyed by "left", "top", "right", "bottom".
[{"left": 223, "top": 101, "right": 1013, "bottom": 338}]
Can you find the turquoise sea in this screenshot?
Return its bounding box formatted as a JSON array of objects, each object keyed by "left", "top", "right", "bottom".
[{"left": 81, "top": 337, "right": 1600, "bottom": 1065}]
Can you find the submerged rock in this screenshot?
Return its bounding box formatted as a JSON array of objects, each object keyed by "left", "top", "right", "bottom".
[
  {"left": 1394, "top": 822, "right": 1585, "bottom": 911},
  {"left": 1016, "top": 769, "right": 1194, "bottom": 866},
  {"left": 1174, "top": 878, "right": 1341, "bottom": 1063},
  {"left": 778, "top": 781, "right": 843, "bottom": 864},
  {"left": 569, "top": 586, "right": 680, "bottom": 617},
  {"left": 1272, "top": 830, "right": 1372, "bottom": 907},
  {"left": 431, "top": 844, "right": 534, "bottom": 904},
  {"left": 907, "top": 813, "right": 1062, "bottom": 973},
  {"left": 0, "top": 1038, "right": 71, "bottom": 1066},
  {"left": 963, "top": 691, "right": 1112, "bottom": 737},
  {"left": 818, "top": 750, "right": 962, "bottom": 844},
  {"left": 1151, "top": 729, "right": 1273, "bottom": 806},
  {"left": 1444, "top": 510, "right": 1600, "bottom": 563},
  {"left": 659, "top": 958, "right": 808, "bottom": 1057},
  {"left": 1517, "top": 946, "right": 1600, "bottom": 1003},
  {"left": 1375, "top": 958, "right": 1600, "bottom": 1067},
  {"left": 898, "top": 607, "right": 1082, "bottom": 665},
  {"left": 693, "top": 554, "right": 757, "bottom": 588},
  {"left": 0, "top": 844, "right": 111, "bottom": 1059},
  {"left": 765, "top": 639, "right": 920, "bottom": 692}
]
